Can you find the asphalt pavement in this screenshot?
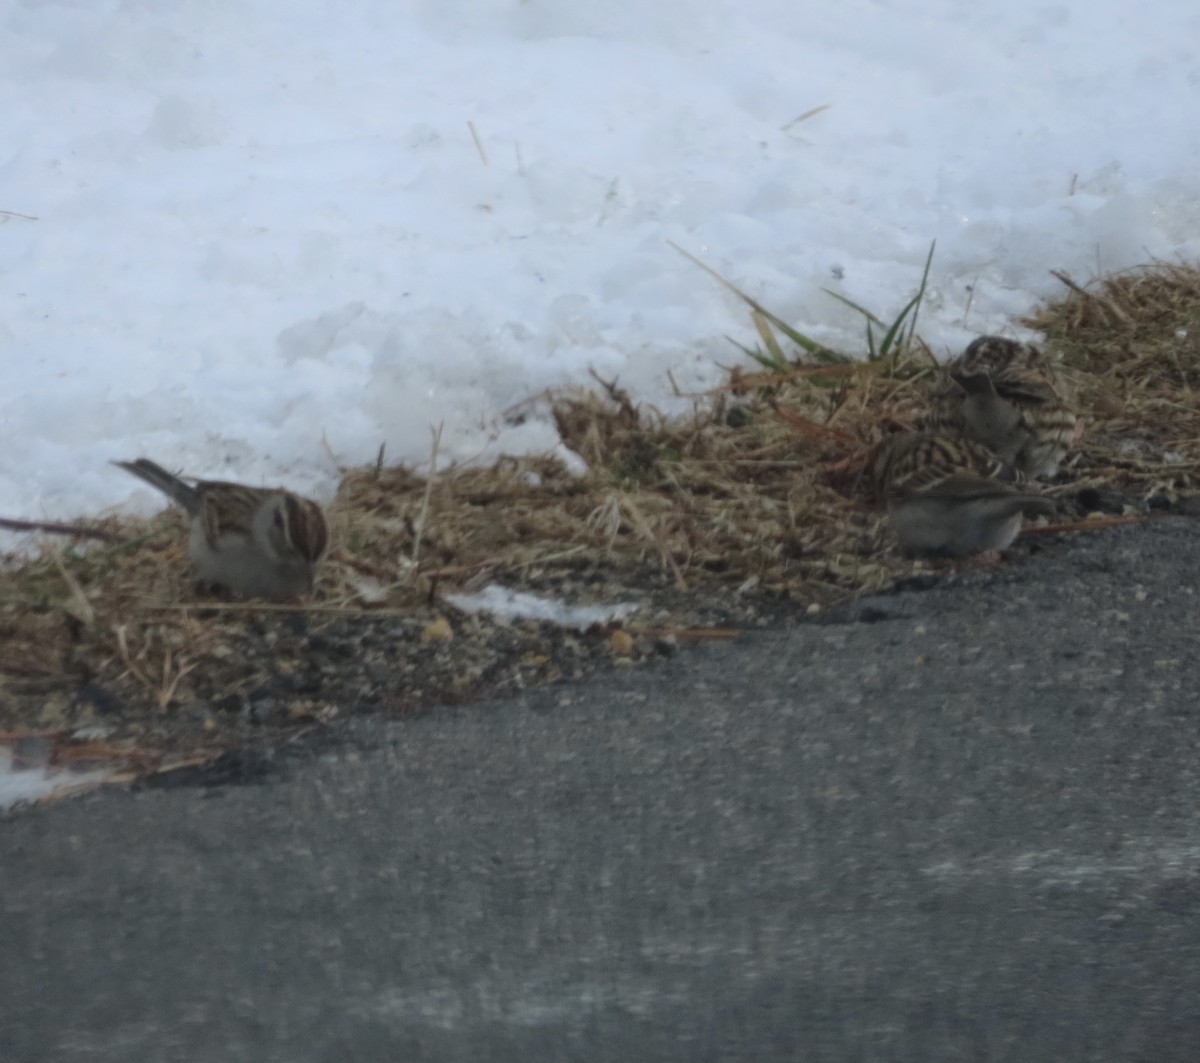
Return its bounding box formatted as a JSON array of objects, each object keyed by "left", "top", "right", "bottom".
[{"left": 3, "top": 518, "right": 1200, "bottom": 1062}]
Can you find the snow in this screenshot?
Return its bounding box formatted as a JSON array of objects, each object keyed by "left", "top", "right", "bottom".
[
  {"left": 2, "top": 0, "right": 1198, "bottom": 531},
  {"left": 0, "top": 747, "right": 111, "bottom": 811},
  {"left": 446, "top": 585, "right": 638, "bottom": 629}
]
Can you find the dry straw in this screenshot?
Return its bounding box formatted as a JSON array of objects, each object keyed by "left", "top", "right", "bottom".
[{"left": 3, "top": 261, "right": 1198, "bottom": 727}]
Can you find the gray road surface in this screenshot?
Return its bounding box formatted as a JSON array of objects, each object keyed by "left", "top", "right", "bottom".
[{"left": 3, "top": 519, "right": 1200, "bottom": 1062}]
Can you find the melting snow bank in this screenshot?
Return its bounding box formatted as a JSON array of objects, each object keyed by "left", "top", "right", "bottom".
[
  {"left": 445, "top": 585, "right": 638, "bottom": 630},
  {"left": 5, "top": 0, "right": 1200, "bottom": 527}
]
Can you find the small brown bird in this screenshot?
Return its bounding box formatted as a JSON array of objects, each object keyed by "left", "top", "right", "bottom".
[
  {"left": 114, "top": 458, "right": 329, "bottom": 599},
  {"left": 871, "top": 432, "right": 1056, "bottom": 556},
  {"left": 927, "top": 336, "right": 1078, "bottom": 480}
]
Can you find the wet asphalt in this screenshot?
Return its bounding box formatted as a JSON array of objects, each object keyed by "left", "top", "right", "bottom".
[{"left": 3, "top": 518, "right": 1200, "bottom": 1062}]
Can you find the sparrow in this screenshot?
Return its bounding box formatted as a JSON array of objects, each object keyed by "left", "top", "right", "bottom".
[
  {"left": 926, "top": 336, "right": 1078, "bottom": 480},
  {"left": 114, "top": 458, "right": 329, "bottom": 599},
  {"left": 870, "top": 432, "right": 1056, "bottom": 556}
]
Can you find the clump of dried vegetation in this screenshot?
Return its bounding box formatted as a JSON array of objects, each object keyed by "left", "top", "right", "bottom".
[
  {"left": 3, "top": 259, "right": 1200, "bottom": 774},
  {"left": 1025, "top": 263, "right": 1200, "bottom": 502}
]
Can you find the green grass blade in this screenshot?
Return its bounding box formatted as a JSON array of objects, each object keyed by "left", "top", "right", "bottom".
[
  {"left": 878, "top": 290, "right": 921, "bottom": 356},
  {"left": 823, "top": 290, "right": 888, "bottom": 329},
  {"left": 751, "top": 308, "right": 791, "bottom": 367},
  {"left": 669, "top": 240, "right": 850, "bottom": 366},
  {"left": 902, "top": 240, "right": 936, "bottom": 350},
  {"left": 727, "top": 336, "right": 790, "bottom": 372}
]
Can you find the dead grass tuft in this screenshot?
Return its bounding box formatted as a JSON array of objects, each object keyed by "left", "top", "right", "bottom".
[
  {"left": 330, "top": 360, "right": 925, "bottom": 607},
  {"left": 1025, "top": 262, "right": 1200, "bottom": 501}
]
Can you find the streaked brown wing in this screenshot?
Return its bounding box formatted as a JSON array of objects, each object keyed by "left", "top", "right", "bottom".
[{"left": 194, "top": 482, "right": 265, "bottom": 547}]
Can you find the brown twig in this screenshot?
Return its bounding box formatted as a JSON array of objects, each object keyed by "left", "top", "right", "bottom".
[
  {"left": 1050, "top": 270, "right": 1132, "bottom": 326},
  {"left": 467, "top": 121, "right": 489, "bottom": 166},
  {"left": 628, "top": 626, "right": 741, "bottom": 642},
  {"left": 0, "top": 516, "right": 123, "bottom": 541},
  {"left": 621, "top": 497, "right": 688, "bottom": 590},
  {"left": 767, "top": 399, "right": 858, "bottom": 444},
  {"left": 411, "top": 423, "right": 443, "bottom": 568},
  {"left": 1021, "top": 515, "right": 1147, "bottom": 537},
  {"left": 141, "top": 601, "right": 424, "bottom": 616},
  {"left": 51, "top": 545, "right": 95, "bottom": 625}
]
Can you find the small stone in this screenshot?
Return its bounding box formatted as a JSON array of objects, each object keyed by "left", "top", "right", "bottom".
[
  {"left": 610, "top": 629, "right": 635, "bottom": 657},
  {"left": 420, "top": 616, "right": 454, "bottom": 644}
]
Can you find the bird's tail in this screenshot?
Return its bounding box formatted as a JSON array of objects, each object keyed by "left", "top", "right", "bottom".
[{"left": 113, "top": 458, "right": 200, "bottom": 514}]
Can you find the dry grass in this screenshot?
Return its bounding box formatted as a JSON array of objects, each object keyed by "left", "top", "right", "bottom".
[
  {"left": 1025, "top": 262, "right": 1200, "bottom": 503},
  {"left": 332, "top": 366, "right": 936, "bottom": 607},
  {"left": 4, "top": 261, "right": 1200, "bottom": 733}
]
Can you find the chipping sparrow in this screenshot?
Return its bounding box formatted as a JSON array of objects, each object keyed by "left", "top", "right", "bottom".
[
  {"left": 927, "top": 336, "right": 1078, "bottom": 479},
  {"left": 114, "top": 458, "right": 329, "bottom": 599},
  {"left": 871, "top": 432, "right": 1056, "bottom": 556}
]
